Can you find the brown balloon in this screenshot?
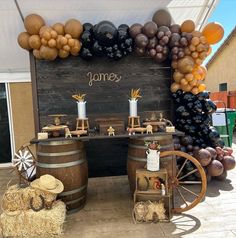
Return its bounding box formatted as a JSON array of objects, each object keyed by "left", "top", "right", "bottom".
[
  {"left": 135, "top": 47, "right": 146, "bottom": 56},
  {"left": 129, "top": 23, "right": 143, "bottom": 38},
  {"left": 24, "top": 14, "right": 45, "bottom": 35},
  {"left": 147, "top": 37, "right": 158, "bottom": 49},
  {"left": 17, "top": 32, "right": 32, "bottom": 50},
  {"left": 135, "top": 34, "right": 149, "bottom": 48},
  {"left": 152, "top": 9, "right": 172, "bottom": 27},
  {"left": 170, "top": 24, "right": 181, "bottom": 33},
  {"left": 142, "top": 21, "right": 158, "bottom": 38}
]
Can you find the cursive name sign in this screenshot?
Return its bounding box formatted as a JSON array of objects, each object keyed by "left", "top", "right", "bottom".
[{"left": 87, "top": 72, "right": 121, "bottom": 86}]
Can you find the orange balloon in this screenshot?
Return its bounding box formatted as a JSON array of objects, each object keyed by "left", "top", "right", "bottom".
[
  {"left": 198, "top": 83, "right": 206, "bottom": 92},
  {"left": 171, "top": 60, "right": 178, "bottom": 69},
  {"left": 200, "top": 65, "right": 207, "bottom": 79},
  {"left": 195, "top": 58, "right": 203, "bottom": 65},
  {"left": 181, "top": 20, "right": 195, "bottom": 33},
  {"left": 206, "top": 46, "right": 212, "bottom": 56},
  {"left": 202, "top": 22, "right": 224, "bottom": 45}
]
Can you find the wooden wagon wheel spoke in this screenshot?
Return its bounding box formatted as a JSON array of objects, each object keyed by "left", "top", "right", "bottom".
[
  {"left": 178, "top": 185, "right": 199, "bottom": 197},
  {"left": 160, "top": 150, "right": 207, "bottom": 213},
  {"left": 176, "top": 187, "right": 188, "bottom": 207},
  {"left": 179, "top": 181, "right": 202, "bottom": 185},
  {"left": 178, "top": 168, "right": 198, "bottom": 181},
  {"left": 176, "top": 158, "right": 188, "bottom": 178}
]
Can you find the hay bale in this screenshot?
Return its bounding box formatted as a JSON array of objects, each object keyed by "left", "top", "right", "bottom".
[{"left": 0, "top": 201, "right": 66, "bottom": 237}]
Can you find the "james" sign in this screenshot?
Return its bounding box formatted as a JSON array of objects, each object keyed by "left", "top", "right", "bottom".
[{"left": 87, "top": 72, "right": 122, "bottom": 86}]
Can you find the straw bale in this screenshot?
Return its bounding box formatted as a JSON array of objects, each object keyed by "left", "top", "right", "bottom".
[{"left": 0, "top": 200, "right": 66, "bottom": 237}]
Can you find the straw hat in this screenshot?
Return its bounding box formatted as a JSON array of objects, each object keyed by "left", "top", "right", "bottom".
[{"left": 31, "top": 174, "right": 64, "bottom": 194}]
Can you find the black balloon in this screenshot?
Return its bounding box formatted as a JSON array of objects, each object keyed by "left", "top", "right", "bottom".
[
  {"left": 80, "top": 47, "right": 93, "bottom": 60},
  {"left": 83, "top": 23, "right": 93, "bottom": 33},
  {"left": 92, "top": 41, "right": 104, "bottom": 57},
  {"left": 203, "top": 99, "right": 217, "bottom": 114},
  {"left": 93, "top": 21, "right": 118, "bottom": 46},
  {"left": 81, "top": 31, "right": 93, "bottom": 48}
]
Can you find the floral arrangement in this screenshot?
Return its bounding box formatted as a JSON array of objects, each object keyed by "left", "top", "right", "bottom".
[
  {"left": 145, "top": 141, "right": 160, "bottom": 150},
  {"left": 130, "top": 88, "right": 142, "bottom": 100},
  {"left": 72, "top": 93, "right": 86, "bottom": 102}
]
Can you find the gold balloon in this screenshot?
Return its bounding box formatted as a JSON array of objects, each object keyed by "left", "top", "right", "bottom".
[
  {"left": 65, "top": 19, "right": 83, "bottom": 38},
  {"left": 177, "top": 56, "right": 195, "bottom": 74},
  {"left": 59, "top": 49, "right": 70, "bottom": 58},
  {"left": 191, "top": 87, "right": 199, "bottom": 95},
  {"left": 173, "top": 71, "right": 184, "bottom": 82},
  {"left": 191, "top": 37, "right": 200, "bottom": 46},
  {"left": 52, "top": 23, "right": 65, "bottom": 35},
  {"left": 192, "top": 31, "right": 202, "bottom": 37},
  {"left": 202, "top": 22, "right": 224, "bottom": 45},
  {"left": 39, "top": 46, "right": 58, "bottom": 60},
  {"left": 171, "top": 82, "right": 180, "bottom": 93},
  {"left": 24, "top": 14, "right": 45, "bottom": 35},
  {"left": 17, "top": 32, "right": 31, "bottom": 50},
  {"left": 33, "top": 49, "right": 42, "bottom": 59},
  {"left": 180, "top": 20, "right": 195, "bottom": 33},
  {"left": 28, "top": 35, "right": 41, "bottom": 49}
]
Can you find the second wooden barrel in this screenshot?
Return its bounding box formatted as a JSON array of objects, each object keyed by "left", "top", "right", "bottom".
[
  {"left": 127, "top": 135, "right": 175, "bottom": 194},
  {"left": 36, "top": 140, "right": 88, "bottom": 213}
]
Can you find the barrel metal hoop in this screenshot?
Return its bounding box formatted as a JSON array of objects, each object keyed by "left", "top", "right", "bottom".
[
  {"left": 59, "top": 185, "right": 87, "bottom": 196},
  {"left": 65, "top": 195, "right": 85, "bottom": 205},
  {"left": 36, "top": 159, "right": 86, "bottom": 168},
  {"left": 37, "top": 150, "right": 81, "bottom": 157},
  {"left": 127, "top": 156, "right": 146, "bottom": 162},
  {"left": 38, "top": 140, "right": 76, "bottom": 146},
  {"left": 66, "top": 204, "right": 85, "bottom": 214}
]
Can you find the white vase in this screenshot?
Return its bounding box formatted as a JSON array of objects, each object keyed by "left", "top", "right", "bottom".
[
  {"left": 146, "top": 149, "right": 160, "bottom": 171},
  {"left": 77, "top": 101, "right": 86, "bottom": 119},
  {"left": 129, "top": 99, "right": 137, "bottom": 117}
]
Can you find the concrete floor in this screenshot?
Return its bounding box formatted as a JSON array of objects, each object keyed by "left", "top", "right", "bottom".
[{"left": 0, "top": 138, "right": 236, "bottom": 238}]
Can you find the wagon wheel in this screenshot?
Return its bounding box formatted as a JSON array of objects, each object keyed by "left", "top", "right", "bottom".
[
  {"left": 160, "top": 151, "right": 207, "bottom": 213},
  {"left": 12, "top": 143, "right": 36, "bottom": 183}
]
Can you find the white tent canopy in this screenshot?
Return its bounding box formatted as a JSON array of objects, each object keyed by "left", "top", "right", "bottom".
[{"left": 0, "top": 0, "right": 219, "bottom": 81}]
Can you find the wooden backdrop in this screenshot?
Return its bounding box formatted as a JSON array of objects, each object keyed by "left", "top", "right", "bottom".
[{"left": 31, "top": 53, "right": 172, "bottom": 177}]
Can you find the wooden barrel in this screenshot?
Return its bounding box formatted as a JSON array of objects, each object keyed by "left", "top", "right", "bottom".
[
  {"left": 127, "top": 135, "right": 175, "bottom": 194},
  {"left": 36, "top": 140, "right": 88, "bottom": 213}
]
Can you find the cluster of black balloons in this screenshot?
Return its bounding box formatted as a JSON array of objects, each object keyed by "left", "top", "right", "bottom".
[
  {"left": 80, "top": 21, "right": 133, "bottom": 60},
  {"left": 172, "top": 90, "right": 224, "bottom": 148}
]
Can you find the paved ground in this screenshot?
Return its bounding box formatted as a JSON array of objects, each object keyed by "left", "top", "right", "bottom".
[{"left": 0, "top": 136, "right": 236, "bottom": 238}]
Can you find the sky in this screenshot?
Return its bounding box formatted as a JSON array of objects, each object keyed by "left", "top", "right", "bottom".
[{"left": 204, "top": 0, "right": 236, "bottom": 64}]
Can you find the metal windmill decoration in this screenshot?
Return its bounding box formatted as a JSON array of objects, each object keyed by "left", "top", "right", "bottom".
[{"left": 12, "top": 143, "right": 37, "bottom": 184}]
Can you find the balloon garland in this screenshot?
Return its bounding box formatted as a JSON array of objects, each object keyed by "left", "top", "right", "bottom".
[{"left": 17, "top": 11, "right": 234, "bottom": 180}]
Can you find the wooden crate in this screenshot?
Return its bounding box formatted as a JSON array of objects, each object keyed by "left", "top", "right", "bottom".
[
  {"left": 135, "top": 169, "right": 168, "bottom": 194},
  {"left": 134, "top": 193, "right": 171, "bottom": 222},
  {"left": 95, "top": 117, "right": 125, "bottom": 135}
]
